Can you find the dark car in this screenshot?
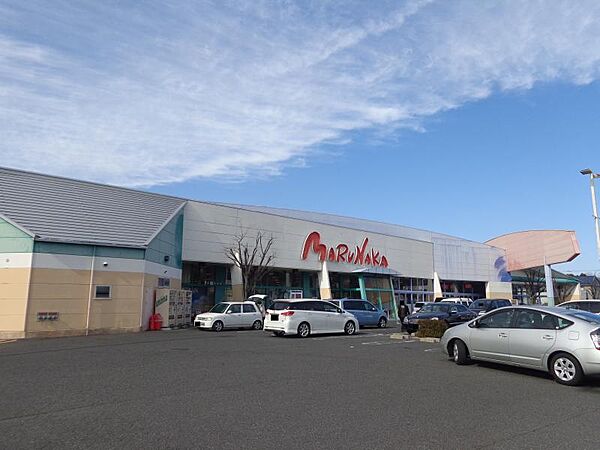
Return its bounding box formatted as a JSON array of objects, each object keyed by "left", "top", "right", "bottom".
[
  {"left": 403, "top": 303, "right": 476, "bottom": 333},
  {"left": 469, "top": 298, "right": 512, "bottom": 316}
]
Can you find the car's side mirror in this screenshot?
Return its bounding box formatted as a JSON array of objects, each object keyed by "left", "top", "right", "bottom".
[
  {"left": 449, "top": 310, "right": 457, "bottom": 315},
  {"left": 226, "top": 310, "right": 233, "bottom": 314},
  {"left": 469, "top": 320, "right": 479, "bottom": 328},
  {"left": 337, "top": 309, "right": 344, "bottom": 313}
]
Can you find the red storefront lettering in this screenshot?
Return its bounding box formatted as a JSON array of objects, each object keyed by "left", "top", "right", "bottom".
[{"left": 301, "top": 232, "right": 389, "bottom": 268}]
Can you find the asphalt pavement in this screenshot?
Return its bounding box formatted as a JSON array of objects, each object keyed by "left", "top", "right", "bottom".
[{"left": 1, "top": 326, "right": 600, "bottom": 449}]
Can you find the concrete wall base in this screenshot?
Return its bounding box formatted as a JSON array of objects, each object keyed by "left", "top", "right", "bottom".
[
  {"left": 24, "top": 327, "right": 143, "bottom": 339},
  {"left": 0, "top": 331, "right": 26, "bottom": 340}
]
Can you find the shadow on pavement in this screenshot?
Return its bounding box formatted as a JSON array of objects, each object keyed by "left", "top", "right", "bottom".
[{"left": 474, "top": 361, "right": 600, "bottom": 388}]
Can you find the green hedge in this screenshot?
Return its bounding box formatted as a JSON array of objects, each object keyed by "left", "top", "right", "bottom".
[{"left": 415, "top": 319, "right": 448, "bottom": 338}]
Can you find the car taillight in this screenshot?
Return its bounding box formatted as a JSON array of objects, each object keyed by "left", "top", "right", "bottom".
[
  {"left": 591, "top": 329, "right": 600, "bottom": 350},
  {"left": 281, "top": 311, "right": 295, "bottom": 317}
]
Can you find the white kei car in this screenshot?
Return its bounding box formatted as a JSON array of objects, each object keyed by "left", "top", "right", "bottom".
[
  {"left": 263, "top": 299, "right": 359, "bottom": 338},
  {"left": 194, "top": 302, "right": 263, "bottom": 332}
]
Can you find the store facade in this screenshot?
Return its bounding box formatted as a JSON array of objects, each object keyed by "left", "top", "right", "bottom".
[
  {"left": 180, "top": 201, "right": 512, "bottom": 319},
  {"left": 0, "top": 167, "right": 516, "bottom": 338}
]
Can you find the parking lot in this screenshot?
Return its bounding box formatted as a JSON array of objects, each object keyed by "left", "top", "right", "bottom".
[{"left": 1, "top": 327, "right": 600, "bottom": 449}]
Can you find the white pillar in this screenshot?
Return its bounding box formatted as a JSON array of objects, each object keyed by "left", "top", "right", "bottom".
[
  {"left": 433, "top": 272, "right": 443, "bottom": 300},
  {"left": 230, "top": 253, "right": 244, "bottom": 300},
  {"left": 589, "top": 175, "right": 600, "bottom": 261},
  {"left": 318, "top": 260, "right": 331, "bottom": 299},
  {"left": 544, "top": 263, "right": 555, "bottom": 307}
]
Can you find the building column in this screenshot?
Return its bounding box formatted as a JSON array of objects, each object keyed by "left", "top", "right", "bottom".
[
  {"left": 302, "top": 273, "right": 312, "bottom": 298},
  {"left": 485, "top": 281, "right": 514, "bottom": 301},
  {"left": 358, "top": 275, "right": 367, "bottom": 300},
  {"left": 389, "top": 277, "right": 398, "bottom": 320},
  {"left": 568, "top": 283, "right": 582, "bottom": 301},
  {"left": 318, "top": 261, "right": 331, "bottom": 299},
  {"left": 433, "top": 272, "right": 443, "bottom": 299},
  {"left": 230, "top": 261, "right": 244, "bottom": 300},
  {"left": 544, "top": 263, "right": 555, "bottom": 307}
]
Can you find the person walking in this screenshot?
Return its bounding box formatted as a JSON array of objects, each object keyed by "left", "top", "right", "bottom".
[{"left": 398, "top": 301, "right": 409, "bottom": 330}]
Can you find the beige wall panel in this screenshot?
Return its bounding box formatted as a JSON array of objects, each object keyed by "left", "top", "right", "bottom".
[
  {"left": 29, "top": 283, "right": 90, "bottom": 300},
  {"left": 90, "top": 299, "right": 140, "bottom": 315},
  {"left": 93, "top": 272, "right": 143, "bottom": 286},
  {"left": 0, "top": 267, "right": 30, "bottom": 333},
  {"left": 27, "top": 297, "right": 88, "bottom": 314},
  {"left": 0, "top": 268, "right": 31, "bottom": 285},
  {"left": 27, "top": 312, "right": 87, "bottom": 332},
  {"left": 30, "top": 268, "right": 90, "bottom": 285},
  {"left": 0, "top": 284, "right": 30, "bottom": 300},
  {"left": 90, "top": 313, "right": 140, "bottom": 329},
  {"left": 0, "top": 298, "right": 29, "bottom": 315},
  {"left": 0, "top": 314, "right": 26, "bottom": 331}
]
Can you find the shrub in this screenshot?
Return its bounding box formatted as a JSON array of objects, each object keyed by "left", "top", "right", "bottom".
[{"left": 415, "top": 319, "right": 448, "bottom": 338}]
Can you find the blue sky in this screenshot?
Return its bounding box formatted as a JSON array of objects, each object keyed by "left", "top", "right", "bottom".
[{"left": 1, "top": 1, "right": 599, "bottom": 272}]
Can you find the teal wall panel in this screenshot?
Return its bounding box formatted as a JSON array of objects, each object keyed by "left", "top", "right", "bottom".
[
  {"left": 145, "top": 211, "right": 184, "bottom": 269},
  {"left": 33, "top": 242, "right": 144, "bottom": 259},
  {"left": 0, "top": 218, "right": 33, "bottom": 253}
]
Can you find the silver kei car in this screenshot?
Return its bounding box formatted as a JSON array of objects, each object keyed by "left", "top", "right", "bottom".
[{"left": 441, "top": 305, "right": 600, "bottom": 386}]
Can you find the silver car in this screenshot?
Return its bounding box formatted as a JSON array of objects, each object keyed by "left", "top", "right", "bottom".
[{"left": 441, "top": 305, "right": 600, "bottom": 386}]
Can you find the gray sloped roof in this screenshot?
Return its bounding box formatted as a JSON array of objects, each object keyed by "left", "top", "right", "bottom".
[{"left": 0, "top": 167, "right": 186, "bottom": 248}]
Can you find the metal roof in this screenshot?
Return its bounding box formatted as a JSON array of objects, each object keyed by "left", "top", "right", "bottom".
[{"left": 0, "top": 167, "right": 186, "bottom": 248}]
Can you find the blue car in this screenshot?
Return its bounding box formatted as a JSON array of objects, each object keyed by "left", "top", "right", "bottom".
[{"left": 331, "top": 299, "right": 388, "bottom": 328}]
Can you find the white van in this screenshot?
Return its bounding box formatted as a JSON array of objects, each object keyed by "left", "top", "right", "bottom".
[
  {"left": 440, "top": 298, "right": 473, "bottom": 307},
  {"left": 263, "top": 299, "right": 359, "bottom": 338}
]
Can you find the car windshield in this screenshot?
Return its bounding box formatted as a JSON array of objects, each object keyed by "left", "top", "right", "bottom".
[
  {"left": 419, "top": 304, "right": 449, "bottom": 313},
  {"left": 270, "top": 301, "right": 292, "bottom": 310},
  {"left": 209, "top": 303, "right": 230, "bottom": 313},
  {"left": 562, "top": 309, "right": 600, "bottom": 324}
]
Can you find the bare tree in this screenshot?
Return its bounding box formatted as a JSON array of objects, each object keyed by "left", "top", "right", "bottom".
[
  {"left": 589, "top": 275, "right": 600, "bottom": 299},
  {"left": 554, "top": 283, "right": 576, "bottom": 304},
  {"left": 522, "top": 268, "right": 545, "bottom": 304},
  {"left": 225, "top": 229, "right": 276, "bottom": 300}
]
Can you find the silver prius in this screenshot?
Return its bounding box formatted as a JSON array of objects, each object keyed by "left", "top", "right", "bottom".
[{"left": 440, "top": 305, "right": 600, "bottom": 386}]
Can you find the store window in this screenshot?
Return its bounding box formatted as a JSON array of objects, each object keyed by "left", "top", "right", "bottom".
[{"left": 393, "top": 277, "right": 434, "bottom": 312}]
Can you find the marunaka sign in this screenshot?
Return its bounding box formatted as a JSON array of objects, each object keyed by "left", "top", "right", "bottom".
[{"left": 301, "top": 231, "right": 389, "bottom": 268}]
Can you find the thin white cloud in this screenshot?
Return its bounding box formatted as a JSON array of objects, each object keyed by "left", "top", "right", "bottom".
[{"left": 1, "top": 0, "right": 600, "bottom": 186}]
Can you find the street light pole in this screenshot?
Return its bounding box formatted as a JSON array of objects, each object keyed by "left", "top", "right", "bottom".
[{"left": 580, "top": 168, "right": 600, "bottom": 262}]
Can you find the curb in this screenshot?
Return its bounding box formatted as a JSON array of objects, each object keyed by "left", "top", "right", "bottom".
[{"left": 390, "top": 333, "right": 440, "bottom": 343}]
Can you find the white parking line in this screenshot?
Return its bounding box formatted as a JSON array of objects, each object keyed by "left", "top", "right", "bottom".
[{"left": 313, "top": 333, "right": 387, "bottom": 341}]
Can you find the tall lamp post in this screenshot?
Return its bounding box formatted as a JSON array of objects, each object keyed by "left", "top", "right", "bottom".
[{"left": 580, "top": 168, "right": 600, "bottom": 262}]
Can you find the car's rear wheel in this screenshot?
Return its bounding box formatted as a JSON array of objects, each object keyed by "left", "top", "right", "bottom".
[
  {"left": 550, "top": 353, "right": 584, "bottom": 386},
  {"left": 272, "top": 331, "right": 284, "bottom": 337},
  {"left": 377, "top": 317, "right": 387, "bottom": 328},
  {"left": 297, "top": 322, "right": 311, "bottom": 338},
  {"left": 252, "top": 320, "right": 262, "bottom": 330},
  {"left": 451, "top": 339, "right": 469, "bottom": 365},
  {"left": 212, "top": 321, "right": 224, "bottom": 332},
  {"left": 344, "top": 321, "right": 356, "bottom": 335}
]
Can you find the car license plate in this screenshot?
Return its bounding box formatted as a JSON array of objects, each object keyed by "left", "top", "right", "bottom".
[{"left": 271, "top": 314, "right": 279, "bottom": 321}]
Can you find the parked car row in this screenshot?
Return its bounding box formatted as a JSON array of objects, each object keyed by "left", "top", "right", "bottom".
[
  {"left": 558, "top": 299, "right": 600, "bottom": 314},
  {"left": 194, "top": 298, "right": 387, "bottom": 337},
  {"left": 405, "top": 298, "right": 513, "bottom": 332},
  {"left": 441, "top": 305, "right": 600, "bottom": 386}
]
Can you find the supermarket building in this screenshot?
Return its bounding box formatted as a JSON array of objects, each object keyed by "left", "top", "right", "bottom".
[{"left": 0, "top": 167, "right": 574, "bottom": 339}]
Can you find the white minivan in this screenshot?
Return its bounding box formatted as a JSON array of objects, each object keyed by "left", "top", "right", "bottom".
[
  {"left": 194, "top": 302, "right": 263, "bottom": 332},
  {"left": 264, "top": 299, "right": 359, "bottom": 338}
]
